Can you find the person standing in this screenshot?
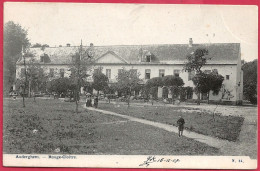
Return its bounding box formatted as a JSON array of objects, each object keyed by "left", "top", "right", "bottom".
[{"left": 177, "top": 116, "right": 185, "bottom": 137}]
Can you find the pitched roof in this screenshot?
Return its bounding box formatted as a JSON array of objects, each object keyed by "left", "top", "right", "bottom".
[{"left": 17, "top": 43, "right": 240, "bottom": 65}]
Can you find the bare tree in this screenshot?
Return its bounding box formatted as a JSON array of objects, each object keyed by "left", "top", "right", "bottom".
[{"left": 69, "top": 41, "right": 94, "bottom": 113}]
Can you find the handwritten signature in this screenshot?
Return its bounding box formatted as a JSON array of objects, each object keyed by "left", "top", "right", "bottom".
[{"left": 139, "top": 156, "right": 180, "bottom": 167}]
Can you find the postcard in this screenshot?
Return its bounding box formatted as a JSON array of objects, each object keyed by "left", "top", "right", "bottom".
[{"left": 3, "top": 2, "right": 258, "bottom": 169}]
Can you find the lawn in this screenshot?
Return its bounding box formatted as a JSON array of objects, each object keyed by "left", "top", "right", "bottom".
[
  {"left": 3, "top": 98, "right": 219, "bottom": 155},
  {"left": 98, "top": 103, "right": 244, "bottom": 141}
]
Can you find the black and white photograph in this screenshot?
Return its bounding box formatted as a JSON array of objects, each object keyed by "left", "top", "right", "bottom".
[{"left": 3, "top": 2, "right": 258, "bottom": 169}]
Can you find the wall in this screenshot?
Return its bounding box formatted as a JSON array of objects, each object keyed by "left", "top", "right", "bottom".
[{"left": 16, "top": 63, "right": 239, "bottom": 102}]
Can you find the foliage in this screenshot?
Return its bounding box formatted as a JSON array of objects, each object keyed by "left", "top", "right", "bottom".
[
  {"left": 47, "top": 77, "right": 72, "bottom": 95},
  {"left": 92, "top": 71, "right": 109, "bottom": 95},
  {"left": 149, "top": 86, "right": 158, "bottom": 99},
  {"left": 145, "top": 77, "right": 163, "bottom": 89},
  {"left": 26, "top": 59, "right": 48, "bottom": 95},
  {"left": 242, "top": 59, "right": 257, "bottom": 104},
  {"left": 69, "top": 45, "right": 94, "bottom": 112},
  {"left": 104, "top": 84, "right": 117, "bottom": 95},
  {"left": 184, "top": 48, "right": 209, "bottom": 73},
  {"left": 4, "top": 21, "right": 30, "bottom": 94},
  {"left": 162, "top": 87, "right": 168, "bottom": 98},
  {"left": 180, "top": 86, "right": 193, "bottom": 101},
  {"left": 31, "top": 43, "right": 50, "bottom": 49},
  {"left": 184, "top": 48, "right": 209, "bottom": 104},
  {"left": 170, "top": 86, "right": 181, "bottom": 99},
  {"left": 116, "top": 68, "right": 141, "bottom": 95},
  {"left": 162, "top": 75, "right": 184, "bottom": 87},
  {"left": 83, "top": 82, "right": 93, "bottom": 94},
  {"left": 144, "top": 76, "right": 184, "bottom": 100},
  {"left": 192, "top": 71, "right": 224, "bottom": 101}
]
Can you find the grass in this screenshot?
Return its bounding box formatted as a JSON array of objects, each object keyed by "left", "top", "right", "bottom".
[
  {"left": 3, "top": 98, "right": 219, "bottom": 155},
  {"left": 98, "top": 103, "right": 244, "bottom": 141}
]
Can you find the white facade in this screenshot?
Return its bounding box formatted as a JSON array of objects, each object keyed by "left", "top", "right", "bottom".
[{"left": 16, "top": 41, "right": 243, "bottom": 104}]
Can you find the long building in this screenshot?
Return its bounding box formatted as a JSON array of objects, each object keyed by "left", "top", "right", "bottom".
[{"left": 16, "top": 38, "right": 243, "bottom": 104}]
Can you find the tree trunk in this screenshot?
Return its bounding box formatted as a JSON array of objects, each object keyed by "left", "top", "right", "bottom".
[
  {"left": 22, "top": 87, "right": 25, "bottom": 107},
  {"left": 33, "top": 91, "right": 36, "bottom": 102},
  {"left": 75, "top": 89, "right": 78, "bottom": 113},
  {"left": 128, "top": 88, "right": 131, "bottom": 107},
  {"left": 28, "top": 80, "right": 31, "bottom": 98},
  {"left": 197, "top": 92, "right": 200, "bottom": 105},
  {"left": 207, "top": 92, "right": 210, "bottom": 104}
]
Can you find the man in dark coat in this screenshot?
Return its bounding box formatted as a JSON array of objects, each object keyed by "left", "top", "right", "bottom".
[{"left": 177, "top": 116, "right": 185, "bottom": 137}]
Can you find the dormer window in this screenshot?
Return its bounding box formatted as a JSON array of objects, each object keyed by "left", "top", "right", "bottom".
[
  {"left": 141, "top": 50, "right": 152, "bottom": 62},
  {"left": 40, "top": 54, "right": 50, "bottom": 63},
  {"left": 146, "top": 55, "right": 151, "bottom": 62},
  {"left": 145, "top": 51, "right": 152, "bottom": 62}
]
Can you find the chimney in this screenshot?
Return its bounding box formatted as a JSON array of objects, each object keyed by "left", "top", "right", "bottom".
[
  {"left": 66, "top": 43, "right": 71, "bottom": 47},
  {"left": 189, "top": 38, "right": 193, "bottom": 47}
]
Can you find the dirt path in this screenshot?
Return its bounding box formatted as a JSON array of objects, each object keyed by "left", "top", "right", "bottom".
[
  {"left": 83, "top": 105, "right": 257, "bottom": 158},
  {"left": 83, "top": 105, "right": 234, "bottom": 148}
]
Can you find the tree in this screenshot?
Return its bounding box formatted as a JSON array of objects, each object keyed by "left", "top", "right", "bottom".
[
  {"left": 47, "top": 77, "right": 71, "bottom": 96},
  {"left": 145, "top": 77, "right": 163, "bottom": 89},
  {"left": 242, "top": 59, "right": 257, "bottom": 104},
  {"left": 31, "top": 43, "right": 50, "bottom": 50},
  {"left": 26, "top": 58, "right": 47, "bottom": 99},
  {"left": 92, "top": 69, "right": 109, "bottom": 96},
  {"left": 161, "top": 75, "right": 183, "bottom": 87},
  {"left": 184, "top": 48, "right": 209, "bottom": 105},
  {"left": 4, "top": 21, "right": 30, "bottom": 95},
  {"left": 69, "top": 42, "right": 94, "bottom": 113},
  {"left": 162, "top": 75, "right": 184, "bottom": 101},
  {"left": 103, "top": 84, "right": 117, "bottom": 103},
  {"left": 116, "top": 68, "right": 141, "bottom": 106},
  {"left": 192, "top": 71, "right": 224, "bottom": 104},
  {"left": 31, "top": 43, "right": 42, "bottom": 48}
]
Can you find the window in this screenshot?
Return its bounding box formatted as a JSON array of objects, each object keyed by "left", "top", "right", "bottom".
[
  {"left": 226, "top": 75, "right": 230, "bottom": 80},
  {"left": 60, "top": 68, "right": 64, "bottom": 78},
  {"left": 159, "top": 69, "right": 165, "bottom": 77},
  {"left": 188, "top": 71, "right": 195, "bottom": 81},
  {"left": 145, "top": 69, "right": 151, "bottom": 79},
  {"left": 146, "top": 55, "right": 151, "bottom": 62},
  {"left": 49, "top": 68, "right": 54, "bottom": 77},
  {"left": 106, "top": 69, "right": 111, "bottom": 79},
  {"left": 21, "top": 68, "right": 25, "bottom": 77},
  {"left": 174, "top": 70, "right": 180, "bottom": 77}
]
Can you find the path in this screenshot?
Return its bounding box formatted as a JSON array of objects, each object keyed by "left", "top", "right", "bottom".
[{"left": 82, "top": 105, "right": 234, "bottom": 149}]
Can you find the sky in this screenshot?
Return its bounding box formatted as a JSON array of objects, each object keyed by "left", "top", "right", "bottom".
[{"left": 4, "top": 2, "right": 258, "bottom": 61}]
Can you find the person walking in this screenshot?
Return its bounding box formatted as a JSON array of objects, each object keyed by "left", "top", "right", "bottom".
[{"left": 177, "top": 116, "right": 185, "bottom": 137}]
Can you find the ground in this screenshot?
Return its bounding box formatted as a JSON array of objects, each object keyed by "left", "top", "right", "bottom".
[
  {"left": 3, "top": 98, "right": 218, "bottom": 155},
  {"left": 3, "top": 97, "right": 257, "bottom": 158},
  {"left": 98, "top": 103, "right": 244, "bottom": 141}
]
